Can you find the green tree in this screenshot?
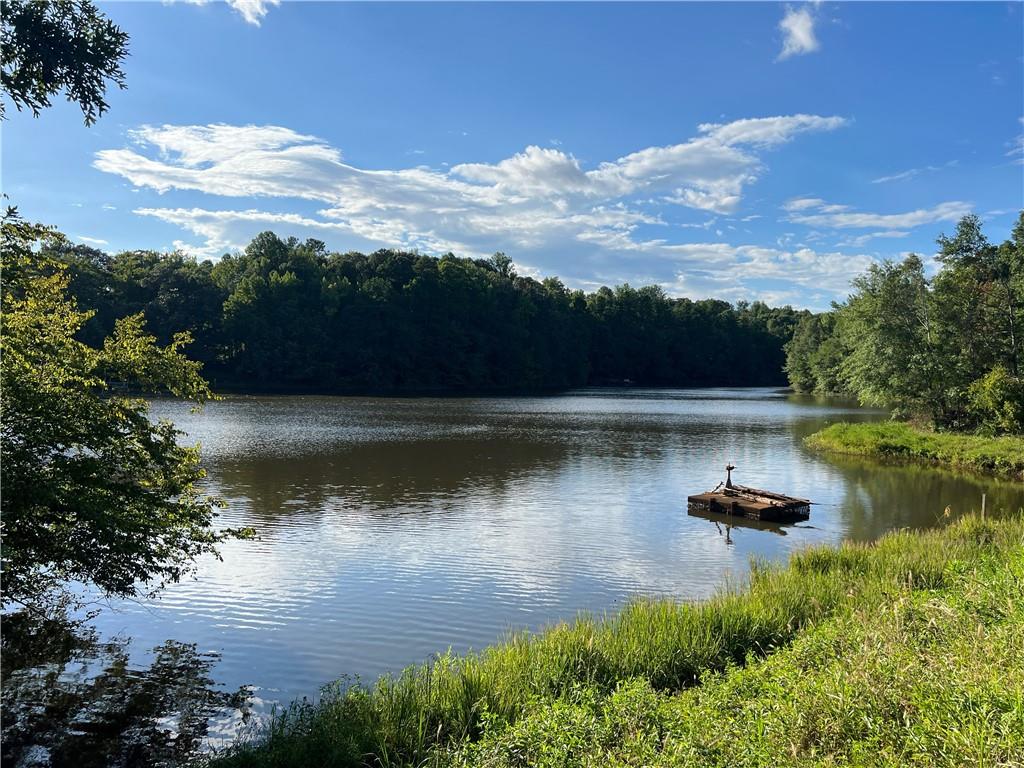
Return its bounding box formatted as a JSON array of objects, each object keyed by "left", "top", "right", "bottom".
[
  {"left": 836, "top": 254, "right": 947, "bottom": 421},
  {"left": 784, "top": 312, "right": 847, "bottom": 395},
  {"left": 1, "top": 0, "right": 129, "bottom": 125},
  {"left": 787, "top": 214, "right": 1023, "bottom": 432},
  {"left": 49, "top": 230, "right": 801, "bottom": 394},
  {"left": 966, "top": 366, "right": 1024, "bottom": 435},
  {"left": 0, "top": 211, "right": 249, "bottom": 615}
]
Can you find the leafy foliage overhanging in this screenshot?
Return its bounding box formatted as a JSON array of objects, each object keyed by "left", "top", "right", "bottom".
[{"left": 0, "top": 210, "right": 250, "bottom": 614}]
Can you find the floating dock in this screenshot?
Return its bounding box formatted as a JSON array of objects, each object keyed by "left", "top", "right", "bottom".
[{"left": 687, "top": 464, "right": 811, "bottom": 523}]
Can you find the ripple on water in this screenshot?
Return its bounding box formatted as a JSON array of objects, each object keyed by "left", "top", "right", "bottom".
[{"left": 77, "top": 389, "right": 1024, "bottom": 718}]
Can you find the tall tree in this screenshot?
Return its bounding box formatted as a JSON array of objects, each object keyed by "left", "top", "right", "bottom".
[
  {"left": 785, "top": 312, "right": 845, "bottom": 394},
  {"left": 836, "top": 254, "right": 947, "bottom": 421},
  {"left": 784, "top": 213, "right": 1023, "bottom": 433}
]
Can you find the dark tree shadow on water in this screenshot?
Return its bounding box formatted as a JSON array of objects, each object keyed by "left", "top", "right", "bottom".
[{"left": 2, "top": 612, "right": 251, "bottom": 768}]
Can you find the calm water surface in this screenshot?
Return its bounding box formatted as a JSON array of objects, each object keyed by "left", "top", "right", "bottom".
[{"left": 82, "top": 389, "right": 1024, "bottom": 733}]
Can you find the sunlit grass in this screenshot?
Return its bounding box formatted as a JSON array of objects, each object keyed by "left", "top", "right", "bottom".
[
  {"left": 806, "top": 421, "right": 1024, "bottom": 479},
  {"left": 453, "top": 515, "right": 1024, "bottom": 768},
  {"left": 209, "top": 515, "right": 1024, "bottom": 768}
]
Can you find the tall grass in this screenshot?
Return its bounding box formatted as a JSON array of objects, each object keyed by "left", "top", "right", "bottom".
[
  {"left": 210, "top": 515, "right": 1021, "bottom": 768},
  {"left": 454, "top": 514, "right": 1024, "bottom": 767},
  {"left": 806, "top": 421, "right": 1024, "bottom": 479}
]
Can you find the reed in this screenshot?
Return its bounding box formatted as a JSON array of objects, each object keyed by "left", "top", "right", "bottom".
[{"left": 209, "top": 515, "right": 1021, "bottom": 768}]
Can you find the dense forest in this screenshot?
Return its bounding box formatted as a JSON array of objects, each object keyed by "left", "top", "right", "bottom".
[
  {"left": 48, "top": 232, "right": 805, "bottom": 393},
  {"left": 785, "top": 213, "right": 1024, "bottom": 434}
]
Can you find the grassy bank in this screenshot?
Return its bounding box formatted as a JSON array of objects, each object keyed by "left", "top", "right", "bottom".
[
  {"left": 211, "top": 515, "right": 1024, "bottom": 768},
  {"left": 455, "top": 516, "right": 1024, "bottom": 767},
  {"left": 806, "top": 421, "right": 1024, "bottom": 479}
]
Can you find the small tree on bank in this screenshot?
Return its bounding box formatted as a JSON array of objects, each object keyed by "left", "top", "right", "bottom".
[{"left": 0, "top": 211, "right": 251, "bottom": 616}]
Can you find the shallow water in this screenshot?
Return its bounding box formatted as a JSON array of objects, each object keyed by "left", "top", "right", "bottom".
[{"left": 16, "top": 388, "right": 1024, "bottom": 755}]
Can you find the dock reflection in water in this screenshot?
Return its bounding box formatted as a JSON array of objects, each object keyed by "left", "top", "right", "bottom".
[{"left": 687, "top": 507, "right": 797, "bottom": 544}]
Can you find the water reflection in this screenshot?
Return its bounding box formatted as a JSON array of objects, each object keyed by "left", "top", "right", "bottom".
[
  {"left": 823, "top": 453, "right": 1021, "bottom": 541},
  {"left": 687, "top": 508, "right": 792, "bottom": 540},
  {"left": 210, "top": 436, "right": 573, "bottom": 518},
  {"left": 1, "top": 614, "right": 249, "bottom": 768},
  {"left": 18, "top": 389, "right": 1020, "bottom": 763}
]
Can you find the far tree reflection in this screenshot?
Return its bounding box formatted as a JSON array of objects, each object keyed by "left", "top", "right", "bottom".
[{"left": 2, "top": 613, "right": 250, "bottom": 768}]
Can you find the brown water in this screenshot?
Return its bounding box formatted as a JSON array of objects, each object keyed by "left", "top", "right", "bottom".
[{"left": 63, "top": 389, "right": 1024, "bottom": 742}]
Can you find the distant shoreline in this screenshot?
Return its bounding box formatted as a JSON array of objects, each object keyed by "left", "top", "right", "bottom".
[{"left": 164, "top": 379, "right": 794, "bottom": 399}]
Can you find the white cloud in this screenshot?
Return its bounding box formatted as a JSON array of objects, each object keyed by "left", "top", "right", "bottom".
[
  {"left": 76, "top": 235, "right": 109, "bottom": 246},
  {"left": 872, "top": 168, "right": 923, "bottom": 184},
  {"left": 227, "top": 0, "right": 279, "bottom": 25},
  {"left": 696, "top": 115, "right": 844, "bottom": 147},
  {"left": 137, "top": 207, "right": 357, "bottom": 258},
  {"left": 777, "top": 6, "right": 820, "bottom": 61},
  {"left": 453, "top": 145, "right": 594, "bottom": 196},
  {"left": 657, "top": 242, "right": 876, "bottom": 298},
  {"left": 782, "top": 197, "right": 825, "bottom": 212},
  {"left": 94, "top": 115, "right": 847, "bottom": 232},
  {"left": 175, "top": 0, "right": 279, "bottom": 25},
  {"left": 93, "top": 116, "right": 861, "bottom": 306},
  {"left": 836, "top": 230, "right": 911, "bottom": 248},
  {"left": 787, "top": 199, "right": 971, "bottom": 229}
]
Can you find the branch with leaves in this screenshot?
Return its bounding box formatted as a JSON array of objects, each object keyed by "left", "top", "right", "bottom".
[{"left": 0, "top": 209, "right": 252, "bottom": 617}]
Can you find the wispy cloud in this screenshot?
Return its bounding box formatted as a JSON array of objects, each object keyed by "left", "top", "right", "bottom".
[
  {"left": 782, "top": 197, "right": 824, "bottom": 212},
  {"left": 782, "top": 197, "right": 849, "bottom": 213},
  {"left": 77, "top": 235, "right": 109, "bottom": 246},
  {"left": 1007, "top": 117, "right": 1024, "bottom": 164},
  {"left": 95, "top": 115, "right": 847, "bottom": 221},
  {"left": 871, "top": 160, "right": 957, "bottom": 184},
  {"left": 836, "top": 230, "right": 910, "bottom": 248},
  {"left": 786, "top": 198, "right": 971, "bottom": 229},
  {"left": 777, "top": 5, "right": 820, "bottom": 61}
]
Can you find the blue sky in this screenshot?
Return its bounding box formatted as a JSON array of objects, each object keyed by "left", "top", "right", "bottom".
[{"left": 4, "top": 1, "right": 1023, "bottom": 309}]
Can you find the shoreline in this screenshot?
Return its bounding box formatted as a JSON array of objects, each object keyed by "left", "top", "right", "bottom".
[{"left": 805, "top": 421, "right": 1024, "bottom": 481}]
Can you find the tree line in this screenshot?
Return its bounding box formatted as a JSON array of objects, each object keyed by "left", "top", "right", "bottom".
[
  {"left": 785, "top": 213, "right": 1024, "bottom": 434},
  {"left": 48, "top": 232, "right": 805, "bottom": 393}
]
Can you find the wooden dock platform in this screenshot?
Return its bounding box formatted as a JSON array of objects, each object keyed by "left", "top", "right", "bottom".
[{"left": 687, "top": 465, "right": 811, "bottom": 523}]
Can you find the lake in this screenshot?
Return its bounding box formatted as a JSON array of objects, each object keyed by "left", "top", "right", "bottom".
[{"left": 13, "top": 388, "right": 1024, "bottom": 755}]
